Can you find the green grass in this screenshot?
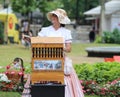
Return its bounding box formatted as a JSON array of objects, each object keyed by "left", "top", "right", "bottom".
[
  {"left": 0, "top": 43, "right": 120, "bottom": 97},
  {"left": 0, "top": 43, "right": 119, "bottom": 67},
  {"left": 0, "top": 44, "right": 31, "bottom": 72},
  {"left": 0, "top": 91, "right": 21, "bottom": 97},
  {"left": 85, "top": 95, "right": 99, "bottom": 97},
  {"left": 69, "top": 42, "right": 120, "bottom": 56}
]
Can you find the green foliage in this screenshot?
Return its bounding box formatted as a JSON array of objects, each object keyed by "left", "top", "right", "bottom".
[
  {"left": 82, "top": 79, "right": 120, "bottom": 97},
  {"left": 112, "top": 28, "right": 120, "bottom": 43},
  {"left": 75, "top": 62, "right": 120, "bottom": 96},
  {"left": 74, "top": 62, "right": 120, "bottom": 84},
  {"left": 11, "top": 0, "right": 99, "bottom": 25},
  {"left": 11, "top": 0, "right": 36, "bottom": 16},
  {"left": 94, "top": 35, "right": 102, "bottom": 43},
  {"left": 102, "top": 28, "right": 120, "bottom": 44},
  {"left": 0, "top": 22, "right": 4, "bottom": 44},
  {"left": 37, "top": 0, "right": 64, "bottom": 26},
  {"left": 24, "top": 65, "right": 31, "bottom": 74},
  {"left": 102, "top": 31, "right": 114, "bottom": 43}
]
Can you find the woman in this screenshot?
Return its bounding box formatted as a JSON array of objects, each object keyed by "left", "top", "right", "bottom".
[{"left": 38, "top": 8, "right": 84, "bottom": 97}]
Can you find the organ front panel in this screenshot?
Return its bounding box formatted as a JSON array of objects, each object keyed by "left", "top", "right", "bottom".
[{"left": 31, "top": 37, "right": 64, "bottom": 85}]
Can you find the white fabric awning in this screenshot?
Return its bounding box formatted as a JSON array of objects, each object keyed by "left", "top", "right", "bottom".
[
  {"left": 0, "top": 7, "right": 12, "bottom": 14},
  {"left": 84, "top": 0, "right": 120, "bottom": 15}
]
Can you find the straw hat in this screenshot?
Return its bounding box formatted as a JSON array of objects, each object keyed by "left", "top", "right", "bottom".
[{"left": 47, "top": 8, "right": 71, "bottom": 24}]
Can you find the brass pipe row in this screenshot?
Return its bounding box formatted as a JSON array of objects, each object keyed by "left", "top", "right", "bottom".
[{"left": 32, "top": 47, "right": 63, "bottom": 58}]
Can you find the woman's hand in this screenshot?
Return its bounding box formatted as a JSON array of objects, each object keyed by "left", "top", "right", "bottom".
[{"left": 64, "top": 43, "right": 72, "bottom": 53}]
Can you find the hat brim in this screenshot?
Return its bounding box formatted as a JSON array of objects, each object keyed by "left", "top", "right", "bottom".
[
  {"left": 47, "top": 11, "right": 71, "bottom": 24},
  {"left": 47, "top": 11, "right": 58, "bottom": 21}
]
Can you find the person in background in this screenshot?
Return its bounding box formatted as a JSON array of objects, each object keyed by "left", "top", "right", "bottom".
[
  {"left": 21, "top": 27, "right": 33, "bottom": 48},
  {"left": 89, "top": 27, "right": 95, "bottom": 42},
  {"left": 38, "top": 8, "right": 84, "bottom": 97}
]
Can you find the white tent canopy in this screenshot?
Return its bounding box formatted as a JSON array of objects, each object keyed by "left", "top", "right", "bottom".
[
  {"left": 0, "top": 7, "right": 12, "bottom": 14},
  {"left": 84, "top": 0, "right": 120, "bottom": 15}
]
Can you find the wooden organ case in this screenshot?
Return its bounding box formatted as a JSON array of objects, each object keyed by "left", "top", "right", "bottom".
[{"left": 30, "top": 37, "right": 65, "bottom": 97}]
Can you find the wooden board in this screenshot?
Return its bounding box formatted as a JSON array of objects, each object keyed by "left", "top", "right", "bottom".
[
  {"left": 31, "top": 37, "right": 64, "bottom": 44},
  {"left": 31, "top": 71, "right": 64, "bottom": 84}
]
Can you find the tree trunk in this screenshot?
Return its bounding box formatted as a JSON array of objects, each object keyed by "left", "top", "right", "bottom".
[{"left": 99, "top": 0, "right": 106, "bottom": 36}]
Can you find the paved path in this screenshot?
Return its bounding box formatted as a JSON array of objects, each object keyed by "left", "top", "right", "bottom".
[{"left": 70, "top": 56, "right": 104, "bottom": 65}]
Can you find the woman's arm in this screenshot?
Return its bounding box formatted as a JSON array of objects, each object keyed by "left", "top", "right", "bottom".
[{"left": 64, "top": 43, "right": 72, "bottom": 53}]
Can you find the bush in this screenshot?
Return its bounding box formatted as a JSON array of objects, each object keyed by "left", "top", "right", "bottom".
[
  {"left": 102, "top": 31, "right": 114, "bottom": 43},
  {"left": 74, "top": 62, "right": 120, "bottom": 84},
  {"left": 94, "top": 35, "right": 102, "bottom": 43},
  {"left": 74, "top": 62, "right": 120, "bottom": 96},
  {"left": 102, "top": 28, "right": 120, "bottom": 44}
]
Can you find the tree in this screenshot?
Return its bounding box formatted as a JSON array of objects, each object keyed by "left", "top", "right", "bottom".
[
  {"left": 61, "top": 0, "right": 99, "bottom": 25},
  {"left": 11, "top": 0, "right": 99, "bottom": 26},
  {"left": 11, "top": 0, "right": 36, "bottom": 18},
  {"left": 11, "top": 0, "right": 63, "bottom": 26},
  {"left": 36, "top": 0, "right": 63, "bottom": 26}
]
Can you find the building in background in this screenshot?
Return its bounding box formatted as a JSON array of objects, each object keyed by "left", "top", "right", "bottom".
[{"left": 84, "top": 0, "right": 120, "bottom": 33}]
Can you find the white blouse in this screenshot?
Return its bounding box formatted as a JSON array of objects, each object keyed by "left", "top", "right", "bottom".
[{"left": 38, "top": 26, "right": 72, "bottom": 43}]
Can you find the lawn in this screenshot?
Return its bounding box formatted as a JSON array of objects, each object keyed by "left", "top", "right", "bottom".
[
  {"left": 0, "top": 92, "right": 21, "bottom": 97},
  {"left": 0, "top": 43, "right": 119, "bottom": 68},
  {"left": 0, "top": 44, "right": 31, "bottom": 72},
  {"left": 0, "top": 43, "right": 120, "bottom": 97}
]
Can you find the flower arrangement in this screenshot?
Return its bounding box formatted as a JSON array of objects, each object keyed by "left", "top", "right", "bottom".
[
  {"left": 5, "top": 70, "right": 24, "bottom": 82},
  {"left": 5, "top": 57, "right": 24, "bottom": 83},
  {"left": 0, "top": 58, "right": 25, "bottom": 92},
  {"left": 81, "top": 78, "right": 120, "bottom": 97},
  {"left": 0, "top": 74, "right": 10, "bottom": 82},
  {"left": 0, "top": 74, "right": 13, "bottom": 91},
  {"left": 0, "top": 73, "right": 24, "bottom": 92},
  {"left": 0, "top": 74, "right": 11, "bottom": 82}
]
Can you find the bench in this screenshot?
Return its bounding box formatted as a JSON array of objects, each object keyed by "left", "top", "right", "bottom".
[{"left": 86, "top": 47, "right": 120, "bottom": 57}]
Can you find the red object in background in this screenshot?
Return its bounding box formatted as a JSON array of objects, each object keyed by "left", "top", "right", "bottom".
[
  {"left": 113, "top": 55, "right": 120, "bottom": 62},
  {"left": 9, "top": 17, "right": 13, "bottom": 29},
  {"left": 6, "top": 65, "right": 11, "bottom": 69},
  {"left": 104, "top": 58, "right": 114, "bottom": 62},
  {"left": 18, "top": 71, "right": 24, "bottom": 76},
  {"left": 11, "top": 71, "right": 15, "bottom": 75},
  {"left": 5, "top": 71, "right": 9, "bottom": 75}
]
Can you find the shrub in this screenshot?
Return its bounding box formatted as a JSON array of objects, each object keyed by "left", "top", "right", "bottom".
[
  {"left": 94, "top": 35, "right": 102, "bottom": 43},
  {"left": 102, "top": 28, "right": 120, "bottom": 44},
  {"left": 74, "top": 62, "right": 120, "bottom": 96},
  {"left": 102, "top": 31, "right": 114, "bottom": 43},
  {"left": 74, "top": 62, "right": 120, "bottom": 84}
]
